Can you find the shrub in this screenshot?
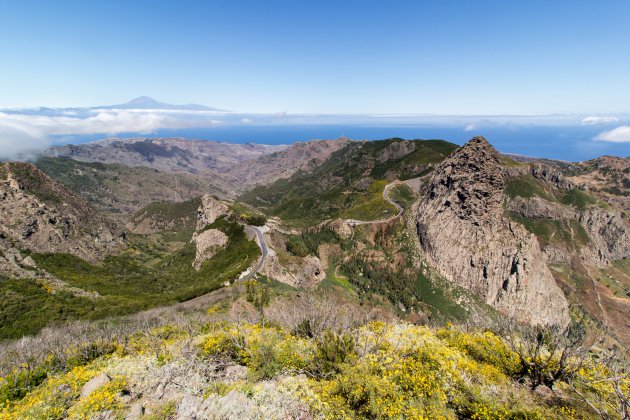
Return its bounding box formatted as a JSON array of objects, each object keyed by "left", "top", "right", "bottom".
[
  {"left": 312, "top": 330, "right": 356, "bottom": 377},
  {"left": 436, "top": 328, "right": 521, "bottom": 378},
  {"left": 66, "top": 375, "right": 128, "bottom": 418}
]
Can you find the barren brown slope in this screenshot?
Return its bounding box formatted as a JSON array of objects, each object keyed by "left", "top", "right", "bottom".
[{"left": 0, "top": 162, "right": 123, "bottom": 263}]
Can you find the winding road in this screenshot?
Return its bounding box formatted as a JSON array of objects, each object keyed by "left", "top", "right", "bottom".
[
  {"left": 345, "top": 180, "right": 405, "bottom": 227},
  {"left": 242, "top": 225, "right": 269, "bottom": 281},
  {"left": 178, "top": 225, "right": 269, "bottom": 309},
  {"left": 180, "top": 182, "right": 408, "bottom": 309},
  {"left": 243, "top": 181, "right": 406, "bottom": 277}
]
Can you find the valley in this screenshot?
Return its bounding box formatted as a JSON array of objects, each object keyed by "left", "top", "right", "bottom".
[{"left": 1, "top": 135, "right": 629, "bottom": 419}]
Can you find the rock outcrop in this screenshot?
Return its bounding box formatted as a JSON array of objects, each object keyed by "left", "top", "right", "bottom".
[
  {"left": 414, "top": 137, "right": 569, "bottom": 326},
  {"left": 507, "top": 196, "right": 630, "bottom": 267},
  {"left": 196, "top": 194, "right": 228, "bottom": 230},
  {"left": 191, "top": 229, "right": 228, "bottom": 270},
  {"left": 579, "top": 208, "right": 630, "bottom": 265},
  {"left": 0, "top": 162, "right": 122, "bottom": 264},
  {"left": 190, "top": 194, "right": 230, "bottom": 269},
  {"left": 261, "top": 253, "right": 325, "bottom": 287}
]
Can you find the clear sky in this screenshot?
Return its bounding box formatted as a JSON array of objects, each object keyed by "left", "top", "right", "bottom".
[{"left": 1, "top": 0, "right": 629, "bottom": 114}]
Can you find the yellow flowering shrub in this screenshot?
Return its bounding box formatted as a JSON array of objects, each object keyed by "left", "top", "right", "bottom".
[
  {"left": 66, "top": 376, "right": 127, "bottom": 419},
  {"left": 199, "top": 323, "right": 316, "bottom": 379},
  {"left": 0, "top": 364, "right": 102, "bottom": 419},
  {"left": 125, "top": 324, "right": 186, "bottom": 356},
  {"left": 436, "top": 328, "right": 521, "bottom": 378},
  {"left": 2, "top": 318, "right": 621, "bottom": 420},
  {"left": 307, "top": 322, "right": 566, "bottom": 419}
]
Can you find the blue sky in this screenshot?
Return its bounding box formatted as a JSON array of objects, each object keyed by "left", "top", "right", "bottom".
[{"left": 1, "top": 0, "right": 630, "bottom": 114}]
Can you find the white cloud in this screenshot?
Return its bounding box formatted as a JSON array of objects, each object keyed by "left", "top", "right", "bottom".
[
  {"left": 0, "top": 120, "right": 50, "bottom": 161},
  {"left": 241, "top": 118, "right": 253, "bottom": 124},
  {"left": 0, "top": 110, "right": 226, "bottom": 159},
  {"left": 594, "top": 126, "right": 630, "bottom": 143},
  {"left": 0, "top": 110, "right": 223, "bottom": 136},
  {"left": 582, "top": 116, "right": 619, "bottom": 125},
  {"left": 464, "top": 124, "right": 476, "bottom": 131}
]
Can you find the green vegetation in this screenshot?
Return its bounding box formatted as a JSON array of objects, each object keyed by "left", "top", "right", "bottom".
[
  {"left": 506, "top": 175, "right": 598, "bottom": 211},
  {"left": 131, "top": 197, "right": 201, "bottom": 240},
  {"left": 505, "top": 174, "right": 554, "bottom": 200},
  {"left": 340, "top": 253, "right": 470, "bottom": 322},
  {"left": 285, "top": 226, "right": 350, "bottom": 258},
  {"left": 227, "top": 202, "right": 267, "bottom": 226},
  {"left": 599, "top": 259, "right": 630, "bottom": 298},
  {"left": 509, "top": 214, "right": 590, "bottom": 249},
  {"left": 241, "top": 138, "right": 457, "bottom": 226},
  {"left": 499, "top": 155, "right": 525, "bottom": 167},
  {"left": 341, "top": 179, "right": 397, "bottom": 220},
  {"left": 560, "top": 188, "right": 597, "bottom": 210},
  {"left": 0, "top": 279, "right": 94, "bottom": 339},
  {"left": 35, "top": 156, "right": 217, "bottom": 215},
  {"left": 288, "top": 220, "right": 487, "bottom": 322},
  {"left": 505, "top": 175, "right": 601, "bottom": 252},
  {"left": 388, "top": 183, "right": 417, "bottom": 209},
  {"left": 0, "top": 218, "right": 259, "bottom": 339}
]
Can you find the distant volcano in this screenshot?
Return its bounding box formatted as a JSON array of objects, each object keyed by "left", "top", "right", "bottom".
[{"left": 99, "top": 96, "right": 229, "bottom": 112}]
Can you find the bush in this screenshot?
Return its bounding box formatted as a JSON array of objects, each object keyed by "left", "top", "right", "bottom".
[
  {"left": 312, "top": 330, "right": 356, "bottom": 377},
  {"left": 436, "top": 328, "right": 521, "bottom": 378}
]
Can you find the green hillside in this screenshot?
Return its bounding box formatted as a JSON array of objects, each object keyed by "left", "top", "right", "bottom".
[
  {"left": 0, "top": 217, "right": 259, "bottom": 339},
  {"left": 240, "top": 138, "right": 457, "bottom": 225}
]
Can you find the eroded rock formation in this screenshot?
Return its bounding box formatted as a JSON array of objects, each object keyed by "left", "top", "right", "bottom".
[
  {"left": 196, "top": 194, "right": 228, "bottom": 230},
  {"left": 414, "top": 137, "right": 570, "bottom": 326}
]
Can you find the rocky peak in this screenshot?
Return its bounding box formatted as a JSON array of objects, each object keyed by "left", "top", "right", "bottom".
[
  {"left": 424, "top": 136, "right": 504, "bottom": 225},
  {"left": 414, "top": 137, "right": 569, "bottom": 326}
]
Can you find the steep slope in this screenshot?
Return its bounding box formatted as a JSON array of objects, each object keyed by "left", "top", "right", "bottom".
[
  {"left": 241, "top": 138, "right": 458, "bottom": 225},
  {"left": 0, "top": 162, "right": 122, "bottom": 263},
  {"left": 228, "top": 138, "right": 350, "bottom": 189},
  {"left": 127, "top": 197, "right": 202, "bottom": 236},
  {"left": 36, "top": 157, "right": 221, "bottom": 217},
  {"left": 414, "top": 137, "right": 570, "bottom": 326},
  {"left": 567, "top": 155, "right": 630, "bottom": 215},
  {"left": 500, "top": 158, "right": 630, "bottom": 344}
]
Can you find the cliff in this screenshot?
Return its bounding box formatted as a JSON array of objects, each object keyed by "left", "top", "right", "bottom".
[{"left": 414, "top": 137, "right": 570, "bottom": 326}]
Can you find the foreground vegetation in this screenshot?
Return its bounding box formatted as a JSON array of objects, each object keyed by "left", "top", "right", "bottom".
[{"left": 0, "top": 289, "right": 627, "bottom": 419}]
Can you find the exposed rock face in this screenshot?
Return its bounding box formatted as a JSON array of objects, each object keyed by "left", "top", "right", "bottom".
[
  {"left": 579, "top": 209, "right": 630, "bottom": 265},
  {"left": 261, "top": 254, "right": 325, "bottom": 287},
  {"left": 189, "top": 194, "right": 230, "bottom": 270},
  {"left": 191, "top": 229, "right": 228, "bottom": 270},
  {"left": 196, "top": 194, "right": 228, "bottom": 230},
  {"left": 504, "top": 162, "right": 575, "bottom": 190},
  {"left": 529, "top": 163, "right": 575, "bottom": 190},
  {"left": 0, "top": 162, "right": 122, "bottom": 263},
  {"left": 507, "top": 196, "right": 630, "bottom": 267},
  {"left": 414, "top": 137, "right": 569, "bottom": 326},
  {"left": 377, "top": 140, "right": 416, "bottom": 162}
]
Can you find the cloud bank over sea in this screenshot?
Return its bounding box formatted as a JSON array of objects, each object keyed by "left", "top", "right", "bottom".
[{"left": 1, "top": 99, "right": 629, "bottom": 161}]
